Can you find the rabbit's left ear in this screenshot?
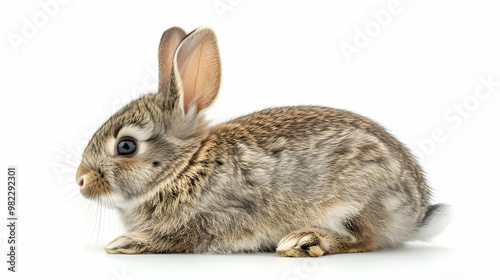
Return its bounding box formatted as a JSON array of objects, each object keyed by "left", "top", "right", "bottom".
[
  {"left": 158, "top": 27, "right": 187, "bottom": 93},
  {"left": 171, "top": 27, "right": 222, "bottom": 114}
]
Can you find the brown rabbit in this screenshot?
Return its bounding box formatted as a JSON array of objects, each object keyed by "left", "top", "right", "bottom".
[{"left": 76, "top": 27, "right": 451, "bottom": 257}]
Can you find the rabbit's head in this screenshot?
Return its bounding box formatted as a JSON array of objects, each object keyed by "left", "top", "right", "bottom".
[{"left": 76, "top": 27, "right": 221, "bottom": 208}]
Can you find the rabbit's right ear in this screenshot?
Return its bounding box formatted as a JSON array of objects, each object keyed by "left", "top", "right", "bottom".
[
  {"left": 158, "top": 27, "right": 187, "bottom": 93},
  {"left": 169, "top": 28, "right": 222, "bottom": 114}
]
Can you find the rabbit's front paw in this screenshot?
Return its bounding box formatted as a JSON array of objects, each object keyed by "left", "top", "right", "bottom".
[
  {"left": 104, "top": 233, "right": 150, "bottom": 254},
  {"left": 276, "top": 230, "right": 326, "bottom": 257}
]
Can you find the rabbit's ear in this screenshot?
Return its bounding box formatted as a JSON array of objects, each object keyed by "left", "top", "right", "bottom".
[
  {"left": 158, "top": 27, "right": 186, "bottom": 93},
  {"left": 172, "top": 27, "right": 222, "bottom": 113}
]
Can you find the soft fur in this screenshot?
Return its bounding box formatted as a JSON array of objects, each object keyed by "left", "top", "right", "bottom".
[{"left": 76, "top": 27, "right": 451, "bottom": 257}]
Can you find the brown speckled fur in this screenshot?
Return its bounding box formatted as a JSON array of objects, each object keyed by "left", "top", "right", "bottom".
[{"left": 77, "top": 27, "right": 449, "bottom": 257}]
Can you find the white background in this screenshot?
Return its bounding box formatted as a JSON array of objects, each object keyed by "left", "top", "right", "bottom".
[{"left": 1, "top": 0, "right": 499, "bottom": 279}]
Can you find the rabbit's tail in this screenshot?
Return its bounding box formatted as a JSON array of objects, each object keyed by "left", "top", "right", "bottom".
[{"left": 413, "top": 203, "right": 453, "bottom": 241}]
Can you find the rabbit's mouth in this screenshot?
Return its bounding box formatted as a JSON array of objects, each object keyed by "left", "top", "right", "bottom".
[{"left": 76, "top": 164, "right": 112, "bottom": 200}]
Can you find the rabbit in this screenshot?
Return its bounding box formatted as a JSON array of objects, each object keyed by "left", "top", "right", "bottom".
[{"left": 76, "top": 26, "right": 452, "bottom": 257}]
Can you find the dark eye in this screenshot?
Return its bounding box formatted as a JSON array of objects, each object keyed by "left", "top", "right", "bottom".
[{"left": 117, "top": 138, "right": 137, "bottom": 156}]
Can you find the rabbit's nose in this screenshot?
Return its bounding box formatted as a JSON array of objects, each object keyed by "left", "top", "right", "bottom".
[
  {"left": 77, "top": 176, "right": 84, "bottom": 187},
  {"left": 76, "top": 165, "right": 87, "bottom": 187}
]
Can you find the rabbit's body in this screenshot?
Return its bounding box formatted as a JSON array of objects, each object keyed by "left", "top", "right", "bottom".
[
  {"left": 118, "top": 106, "right": 428, "bottom": 254},
  {"left": 77, "top": 27, "right": 450, "bottom": 257}
]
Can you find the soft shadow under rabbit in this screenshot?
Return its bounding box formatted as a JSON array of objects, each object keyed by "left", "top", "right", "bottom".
[{"left": 76, "top": 27, "right": 451, "bottom": 257}]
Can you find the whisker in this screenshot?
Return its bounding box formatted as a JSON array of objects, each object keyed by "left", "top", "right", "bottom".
[
  {"left": 73, "top": 194, "right": 87, "bottom": 212},
  {"left": 106, "top": 191, "right": 122, "bottom": 234},
  {"left": 96, "top": 198, "right": 102, "bottom": 245},
  {"left": 51, "top": 161, "right": 79, "bottom": 169},
  {"left": 83, "top": 199, "right": 93, "bottom": 226},
  {"left": 51, "top": 138, "right": 83, "bottom": 160},
  {"left": 49, "top": 149, "right": 77, "bottom": 164},
  {"left": 52, "top": 181, "right": 77, "bottom": 189},
  {"left": 88, "top": 200, "right": 96, "bottom": 245},
  {"left": 103, "top": 194, "right": 115, "bottom": 241},
  {"left": 100, "top": 189, "right": 124, "bottom": 243},
  {"left": 59, "top": 188, "right": 79, "bottom": 200},
  {"left": 68, "top": 192, "right": 83, "bottom": 204}
]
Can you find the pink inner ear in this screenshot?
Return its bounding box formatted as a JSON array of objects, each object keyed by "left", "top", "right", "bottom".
[
  {"left": 174, "top": 29, "right": 221, "bottom": 113},
  {"left": 176, "top": 43, "right": 203, "bottom": 112}
]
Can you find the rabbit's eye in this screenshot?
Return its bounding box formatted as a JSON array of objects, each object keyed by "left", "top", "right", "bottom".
[{"left": 116, "top": 138, "right": 137, "bottom": 156}]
